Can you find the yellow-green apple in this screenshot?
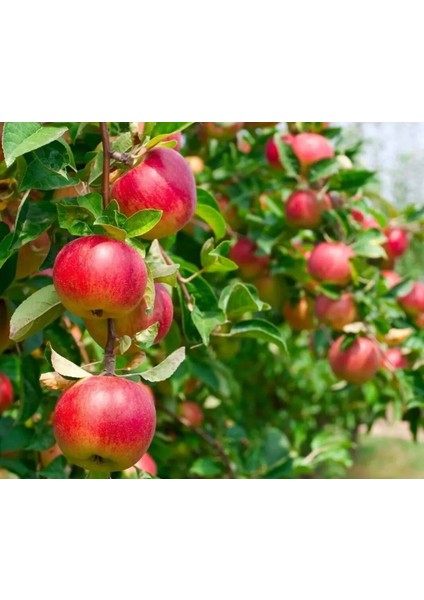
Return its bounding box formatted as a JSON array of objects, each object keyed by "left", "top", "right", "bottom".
[
  {"left": 229, "top": 237, "right": 269, "bottom": 280},
  {"left": 328, "top": 336, "right": 381, "bottom": 384},
  {"left": 291, "top": 133, "right": 334, "bottom": 167},
  {"left": 111, "top": 147, "right": 196, "bottom": 239},
  {"left": 285, "top": 190, "right": 331, "bottom": 228},
  {"left": 53, "top": 376, "right": 156, "bottom": 472},
  {"left": 283, "top": 296, "right": 314, "bottom": 331},
  {"left": 314, "top": 293, "right": 357, "bottom": 330},
  {"left": 53, "top": 235, "right": 147, "bottom": 319},
  {"left": 15, "top": 231, "right": 51, "bottom": 280},
  {"left": 307, "top": 242, "right": 354, "bottom": 286},
  {"left": 179, "top": 401, "right": 204, "bottom": 427},
  {"left": 383, "top": 348, "right": 408, "bottom": 371},
  {"left": 398, "top": 282, "right": 424, "bottom": 316},
  {"left": 0, "top": 373, "right": 13, "bottom": 413},
  {"left": 85, "top": 283, "right": 173, "bottom": 347}
]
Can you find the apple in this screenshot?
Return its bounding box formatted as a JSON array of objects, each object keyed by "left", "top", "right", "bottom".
[
  {"left": 111, "top": 147, "right": 196, "bottom": 239},
  {"left": 384, "top": 227, "right": 409, "bottom": 259},
  {"left": 415, "top": 314, "right": 424, "bottom": 328},
  {"left": 291, "top": 133, "right": 334, "bottom": 167},
  {"left": 53, "top": 235, "right": 147, "bottom": 320},
  {"left": 307, "top": 242, "right": 354, "bottom": 285},
  {"left": 383, "top": 348, "right": 408, "bottom": 371},
  {"left": 0, "top": 373, "right": 13, "bottom": 414},
  {"left": 351, "top": 210, "right": 380, "bottom": 230},
  {"left": 185, "top": 155, "right": 205, "bottom": 175},
  {"left": 283, "top": 296, "right": 314, "bottom": 331},
  {"left": 265, "top": 133, "right": 295, "bottom": 168},
  {"left": 86, "top": 283, "right": 173, "bottom": 347},
  {"left": 53, "top": 375, "right": 156, "bottom": 472},
  {"left": 40, "top": 444, "right": 63, "bottom": 468},
  {"left": 314, "top": 293, "right": 357, "bottom": 330},
  {"left": 15, "top": 231, "right": 51, "bottom": 280},
  {"left": 203, "top": 122, "right": 244, "bottom": 139},
  {"left": 382, "top": 270, "right": 401, "bottom": 289},
  {"left": 285, "top": 190, "right": 332, "bottom": 228},
  {"left": 229, "top": 237, "right": 269, "bottom": 280},
  {"left": 135, "top": 452, "right": 157, "bottom": 475},
  {"left": 398, "top": 282, "right": 424, "bottom": 316},
  {"left": 179, "top": 401, "right": 204, "bottom": 427},
  {"left": 0, "top": 299, "right": 10, "bottom": 353},
  {"left": 328, "top": 336, "right": 381, "bottom": 384}
]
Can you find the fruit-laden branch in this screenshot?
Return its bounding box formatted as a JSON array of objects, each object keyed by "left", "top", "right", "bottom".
[
  {"left": 100, "top": 122, "right": 116, "bottom": 375},
  {"left": 158, "top": 244, "right": 194, "bottom": 311},
  {"left": 161, "top": 406, "right": 236, "bottom": 478}
]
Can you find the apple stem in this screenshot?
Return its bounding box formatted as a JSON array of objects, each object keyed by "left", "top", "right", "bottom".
[
  {"left": 100, "top": 122, "right": 111, "bottom": 209},
  {"left": 103, "top": 318, "right": 116, "bottom": 375}
]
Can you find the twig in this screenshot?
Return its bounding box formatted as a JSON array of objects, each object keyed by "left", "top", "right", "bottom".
[
  {"left": 159, "top": 244, "right": 193, "bottom": 310},
  {"left": 100, "top": 122, "right": 111, "bottom": 209},
  {"left": 103, "top": 318, "right": 116, "bottom": 375},
  {"left": 162, "top": 406, "right": 236, "bottom": 478},
  {"left": 110, "top": 150, "right": 132, "bottom": 165}
]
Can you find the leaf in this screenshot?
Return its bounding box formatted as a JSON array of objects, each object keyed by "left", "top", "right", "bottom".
[
  {"left": 9, "top": 285, "right": 64, "bottom": 342},
  {"left": 351, "top": 229, "right": 387, "bottom": 258},
  {"left": 140, "top": 347, "right": 186, "bottom": 382},
  {"left": 275, "top": 137, "right": 300, "bottom": 178},
  {"left": 57, "top": 201, "right": 95, "bottom": 236},
  {"left": 39, "top": 372, "right": 75, "bottom": 392},
  {"left": 119, "top": 335, "right": 133, "bottom": 355},
  {"left": 189, "top": 457, "right": 223, "bottom": 477},
  {"left": 261, "top": 427, "right": 290, "bottom": 467},
  {"left": 149, "top": 262, "right": 180, "bottom": 286},
  {"left": 219, "top": 282, "right": 270, "bottom": 318},
  {"left": 191, "top": 305, "right": 226, "bottom": 345},
  {"left": 195, "top": 188, "right": 226, "bottom": 239},
  {"left": 200, "top": 238, "right": 238, "bottom": 273},
  {"left": 49, "top": 344, "right": 92, "bottom": 379},
  {"left": 328, "top": 169, "right": 375, "bottom": 192},
  {"left": 227, "top": 319, "right": 287, "bottom": 351},
  {"left": 20, "top": 155, "right": 80, "bottom": 191},
  {"left": 124, "top": 209, "right": 163, "bottom": 238},
  {"left": 3, "top": 122, "right": 68, "bottom": 167},
  {"left": 39, "top": 455, "right": 68, "bottom": 479},
  {"left": 18, "top": 355, "right": 42, "bottom": 423},
  {"left": 135, "top": 323, "right": 159, "bottom": 346},
  {"left": 0, "top": 423, "right": 34, "bottom": 454},
  {"left": 308, "top": 158, "right": 339, "bottom": 182}
]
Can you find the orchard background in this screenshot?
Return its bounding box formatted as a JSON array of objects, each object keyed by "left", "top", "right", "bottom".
[{"left": 0, "top": 121, "right": 423, "bottom": 479}]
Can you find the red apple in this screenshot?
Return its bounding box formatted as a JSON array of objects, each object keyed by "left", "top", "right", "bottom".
[
  {"left": 283, "top": 296, "right": 314, "bottom": 331},
  {"left": 111, "top": 147, "right": 196, "bottom": 239},
  {"left": 0, "top": 373, "right": 13, "bottom": 414},
  {"left": 307, "top": 242, "right": 354, "bottom": 285},
  {"left": 265, "top": 133, "right": 295, "bottom": 168},
  {"left": 15, "top": 232, "right": 51, "bottom": 280},
  {"left": 86, "top": 283, "right": 173, "bottom": 347},
  {"left": 352, "top": 210, "right": 380, "bottom": 230},
  {"left": 229, "top": 237, "right": 269, "bottom": 280},
  {"left": 53, "top": 376, "right": 156, "bottom": 472},
  {"left": 135, "top": 452, "right": 157, "bottom": 475},
  {"left": 328, "top": 336, "right": 381, "bottom": 384},
  {"left": 53, "top": 235, "right": 147, "bottom": 320},
  {"left": 0, "top": 299, "right": 10, "bottom": 353},
  {"left": 203, "top": 122, "right": 244, "bottom": 139},
  {"left": 179, "top": 401, "right": 204, "bottom": 427},
  {"left": 398, "top": 282, "right": 424, "bottom": 316},
  {"left": 314, "top": 293, "right": 357, "bottom": 330},
  {"left": 384, "top": 227, "right": 409, "bottom": 259},
  {"left": 383, "top": 348, "right": 408, "bottom": 371},
  {"left": 285, "top": 190, "right": 332, "bottom": 228},
  {"left": 291, "top": 133, "right": 334, "bottom": 167},
  {"left": 382, "top": 270, "right": 401, "bottom": 289}
]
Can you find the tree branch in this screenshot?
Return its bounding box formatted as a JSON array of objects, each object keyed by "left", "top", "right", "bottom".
[
  {"left": 103, "top": 318, "right": 116, "bottom": 375},
  {"left": 161, "top": 406, "right": 236, "bottom": 478}
]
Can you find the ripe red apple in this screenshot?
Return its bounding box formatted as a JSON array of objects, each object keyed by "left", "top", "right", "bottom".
[
  {"left": 15, "top": 232, "right": 51, "bottom": 280},
  {"left": 283, "top": 296, "right": 314, "bottom": 331},
  {"left": 398, "top": 282, "right": 424, "bottom": 316},
  {"left": 383, "top": 348, "right": 408, "bottom": 371},
  {"left": 384, "top": 227, "right": 409, "bottom": 259},
  {"left": 53, "top": 235, "right": 147, "bottom": 320},
  {"left": 86, "top": 283, "right": 173, "bottom": 347},
  {"left": 328, "top": 336, "right": 382, "bottom": 384},
  {"left": 382, "top": 270, "right": 401, "bottom": 289},
  {"left": 0, "top": 373, "right": 13, "bottom": 414},
  {"left": 53, "top": 376, "right": 156, "bottom": 472},
  {"left": 291, "top": 133, "right": 334, "bottom": 167},
  {"left": 265, "top": 134, "right": 295, "bottom": 168},
  {"left": 111, "top": 147, "right": 196, "bottom": 239},
  {"left": 307, "top": 242, "right": 354, "bottom": 285},
  {"left": 229, "top": 237, "right": 269, "bottom": 280},
  {"left": 351, "top": 210, "right": 380, "bottom": 230},
  {"left": 314, "top": 293, "right": 357, "bottom": 330},
  {"left": 285, "top": 190, "right": 332, "bottom": 228},
  {"left": 135, "top": 452, "right": 157, "bottom": 475},
  {"left": 0, "top": 299, "right": 10, "bottom": 353},
  {"left": 179, "top": 401, "right": 204, "bottom": 427}
]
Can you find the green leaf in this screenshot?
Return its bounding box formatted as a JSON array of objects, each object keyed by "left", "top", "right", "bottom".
[
  {"left": 189, "top": 457, "right": 223, "bottom": 477},
  {"left": 135, "top": 323, "right": 159, "bottom": 346},
  {"left": 201, "top": 238, "right": 238, "bottom": 273},
  {"left": 39, "top": 455, "right": 68, "bottom": 479},
  {"left": 191, "top": 305, "right": 226, "bottom": 345},
  {"left": 124, "top": 209, "right": 163, "bottom": 238},
  {"left": 328, "top": 169, "right": 375, "bottom": 192},
  {"left": 275, "top": 137, "right": 300, "bottom": 178},
  {"left": 48, "top": 344, "right": 92, "bottom": 379},
  {"left": 261, "top": 427, "right": 290, "bottom": 467},
  {"left": 0, "top": 422, "right": 34, "bottom": 454},
  {"left": 227, "top": 319, "right": 287, "bottom": 351},
  {"left": 149, "top": 262, "right": 179, "bottom": 286},
  {"left": 3, "top": 122, "right": 68, "bottom": 167},
  {"left": 57, "top": 202, "right": 95, "bottom": 236},
  {"left": 351, "top": 229, "right": 387, "bottom": 258},
  {"left": 150, "top": 122, "right": 193, "bottom": 136},
  {"left": 18, "top": 355, "right": 42, "bottom": 423},
  {"left": 140, "top": 347, "right": 186, "bottom": 382},
  {"left": 20, "top": 155, "right": 80, "bottom": 191},
  {"left": 9, "top": 285, "right": 64, "bottom": 342},
  {"left": 308, "top": 158, "right": 339, "bottom": 182},
  {"left": 119, "top": 335, "right": 133, "bottom": 355},
  {"left": 219, "top": 281, "right": 270, "bottom": 318},
  {"left": 195, "top": 188, "right": 226, "bottom": 240}
]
